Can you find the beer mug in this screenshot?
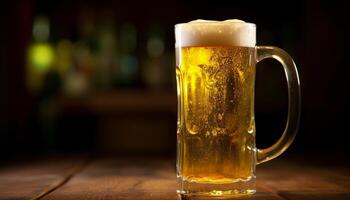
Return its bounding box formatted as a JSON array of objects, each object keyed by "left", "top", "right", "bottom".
[{"left": 175, "top": 20, "right": 300, "bottom": 197}]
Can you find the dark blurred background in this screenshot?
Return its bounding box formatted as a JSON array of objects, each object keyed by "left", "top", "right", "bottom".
[{"left": 0, "top": 0, "right": 349, "bottom": 163}]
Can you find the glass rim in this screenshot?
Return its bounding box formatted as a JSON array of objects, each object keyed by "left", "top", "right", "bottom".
[{"left": 174, "top": 21, "right": 256, "bottom": 29}]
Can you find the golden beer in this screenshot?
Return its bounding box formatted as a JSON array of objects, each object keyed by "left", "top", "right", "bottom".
[{"left": 176, "top": 46, "right": 256, "bottom": 184}]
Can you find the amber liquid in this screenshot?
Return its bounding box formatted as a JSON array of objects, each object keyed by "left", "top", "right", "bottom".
[{"left": 176, "top": 46, "right": 256, "bottom": 184}]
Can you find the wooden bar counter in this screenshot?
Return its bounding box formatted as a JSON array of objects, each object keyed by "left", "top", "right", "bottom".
[{"left": 0, "top": 155, "right": 349, "bottom": 200}]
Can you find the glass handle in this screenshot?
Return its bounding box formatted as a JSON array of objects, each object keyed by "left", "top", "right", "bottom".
[{"left": 256, "top": 46, "right": 301, "bottom": 164}]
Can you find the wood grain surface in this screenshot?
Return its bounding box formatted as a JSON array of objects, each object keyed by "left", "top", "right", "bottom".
[
  {"left": 1, "top": 156, "right": 349, "bottom": 200},
  {"left": 0, "top": 155, "right": 88, "bottom": 200}
]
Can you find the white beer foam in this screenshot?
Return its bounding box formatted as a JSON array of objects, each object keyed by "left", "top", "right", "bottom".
[{"left": 175, "top": 19, "right": 256, "bottom": 48}]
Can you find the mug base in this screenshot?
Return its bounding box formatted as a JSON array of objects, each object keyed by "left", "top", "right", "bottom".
[{"left": 177, "top": 177, "right": 256, "bottom": 198}]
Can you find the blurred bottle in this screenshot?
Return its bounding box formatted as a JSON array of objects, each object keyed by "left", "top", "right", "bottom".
[
  {"left": 115, "top": 23, "right": 138, "bottom": 87},
  {"left": 64, "top": 44, "right": 92, "bottom": 97},
  {"left": 95, "top": 10, "right": 118, "bottom": 89},
  {"left": 55, "top": 39, "right": 88, "bottom": 98},
  {"left": 54, "top": 40, "right": 73, "bottom": 76},
  {"left": 142, "top": 23, "right": 174, "bottom": 90},
  {"left": 64, "top": 8, "right": 96, "bottom": 97},
  {"left": 26, "top": 16, "right": 55, "bottom": 94},
  {"left": 27, "top": 16, "right": 61, "bottom": 152}
]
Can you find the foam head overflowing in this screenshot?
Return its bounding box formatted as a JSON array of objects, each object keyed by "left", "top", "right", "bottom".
[{"left": 175, "top": 19, "right": 256, "bottom": 48}]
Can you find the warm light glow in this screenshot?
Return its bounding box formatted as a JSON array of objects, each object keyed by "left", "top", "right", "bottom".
[
  {"left": 26, "top": 42, "right": 55, "bottom": 93},
  {"left": 28, "top": 43, "right": 54, "bottom": 72}
]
